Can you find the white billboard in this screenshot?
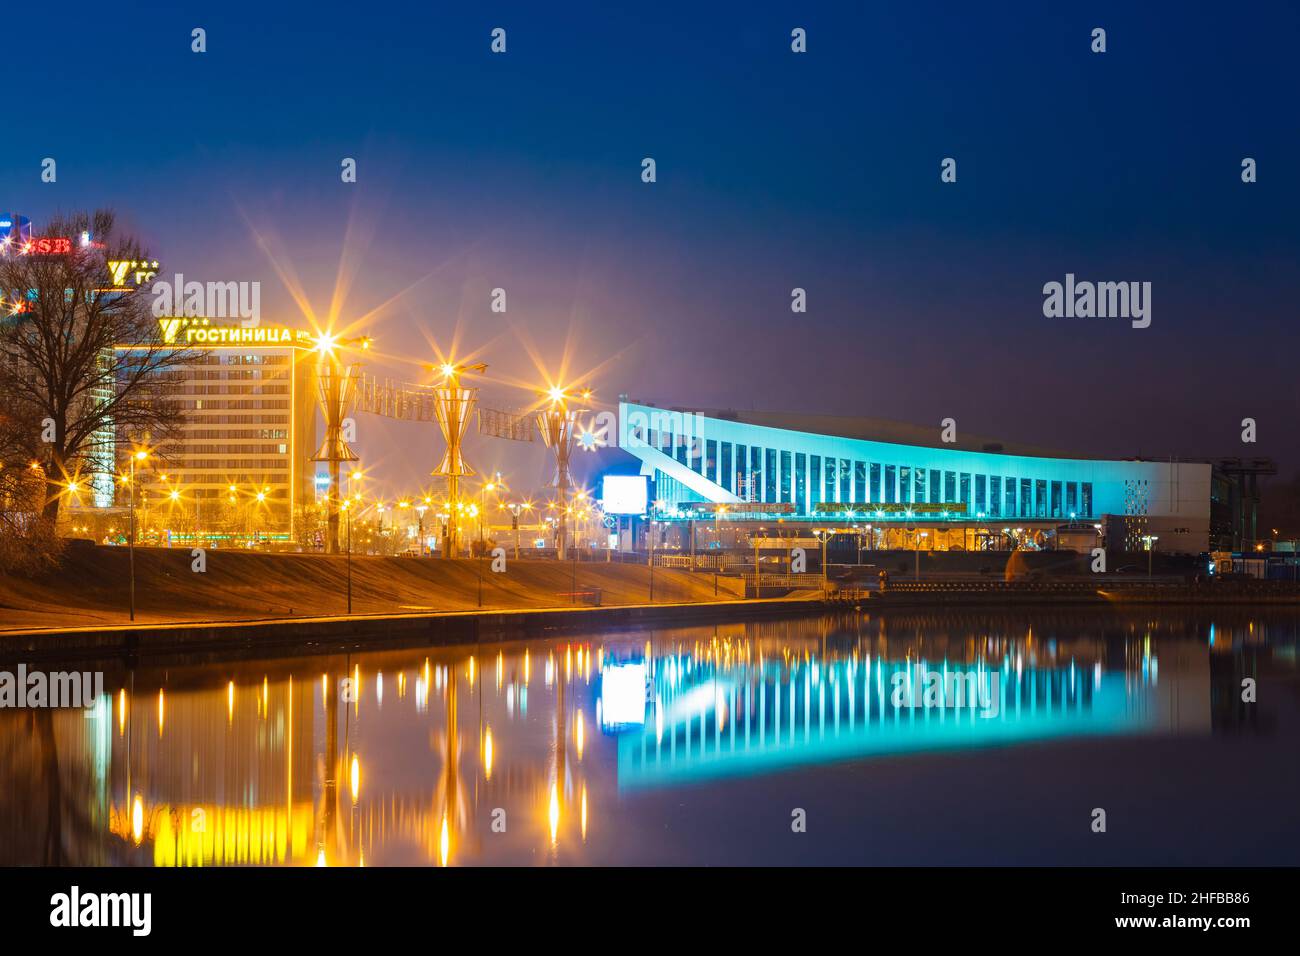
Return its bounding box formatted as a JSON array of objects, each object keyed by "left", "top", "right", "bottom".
[{"left": 602, "top": 475, "right": 648, "bottom": 515}]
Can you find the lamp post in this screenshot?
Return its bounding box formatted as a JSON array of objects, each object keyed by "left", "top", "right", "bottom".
[
  {"left": 815, "top": 529, "right": 828, "bottom": 587},
  {"left": 127, "top": 449, "right": 148, "bottom": 622},
  {"left": 508, "top": 503, "right": 522, "bottom": 559},
  {"left": 536, "top": 384, "right": 590, "bottom": 561},
  {"left": 310, "top": 333, "right": 370, "bottom": 555},
  {"left": 648, "top": 515, "right": 656, "bottom": 604},
  {"left": 1142, "top": 534, "right": 1159, "bottom": 580},
  {"left": 343, "top": 499, "right": 353, "bottom": 614},
  {"left": 416, "top": 501, "right": 428, "bottom": 556},
  {"left": 431, "top": 361, "right": 486, "bottom": 561}
]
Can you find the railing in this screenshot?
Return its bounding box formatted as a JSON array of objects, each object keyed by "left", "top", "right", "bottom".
[
  {"left": 651, "top": 553, "right": 748, "bottom": 571},
  {"left": 750, "top": 573, "right": 826, "bottom": 589}
]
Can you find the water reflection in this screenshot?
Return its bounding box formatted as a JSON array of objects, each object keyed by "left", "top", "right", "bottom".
[{"left": 0, "top": 609, "right": 1296, "bottom": 866}]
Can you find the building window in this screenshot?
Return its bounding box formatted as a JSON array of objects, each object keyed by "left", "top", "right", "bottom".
[
  {"left": 930, "top": 469, "right": 941, "bottom": 504},
  {"left": 915, "top": 468, "right": 928, "bottom": 504},
  {"left": 1005, "top": 478, "right": 1016, "bottom": 517},
  {"left": 945, "top": 472, "right": 956, "bottom": 504},
  {"left": 960, "top": 473, "right": 970, "bottom": 507},
  {"left": 900, "top": 466, "right": 912, "bottom": 504},
  {"left": 811, "top": 455, "right": 822, "bottom": 506},
  {"left": 821, "top": 456, "right": 833, "bottom": 503},
  {"left": 884, "top": 465, "right": 896, "bottom": 503},
  {"left": 1066, "top": 481, "right": 1078, "bottom": 516},
  {"left": 990, "top": 476, "right": 1001, "bottom": 517},
  {"left": 720, "top": 443, "right": 733, "bottom": 492},
  {"left": 870, "top": 463, "right": 881, "bottom": 503},
  {"left": 1050, "top": 480, "right": 1063, "bottom": 518},
  {"left": 794, "top": 453, "right": 806, "bottom": 511},
  {"left": 780, "top": 450, "right": 792, "bottom": 503},
  {"left": 855, "top": 461, "right": 866, "bottom": 503},
  {"left": 1035, "top": 479, "right": 1047, "bottom": 517},
  {"left": 975, "top": 475, "right": 986, "bottom": 513},
  {"left": 1081, "top": 482, "right": 1093, "bottom": 517},
  {"left": 765, "top": 449, "right": 776, "bottom": 502},
  {"left": 1020, "top": 478, "right": 1032, "bottom": 517}
]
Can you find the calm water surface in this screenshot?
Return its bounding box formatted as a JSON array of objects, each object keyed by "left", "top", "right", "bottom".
[{"left": 2, "top": 609, "right": 1298, "bottom": 866}]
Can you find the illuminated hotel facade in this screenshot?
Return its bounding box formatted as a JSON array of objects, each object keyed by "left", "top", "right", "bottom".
[
  {"left": 617, "top": 401, "right": 1216, "bottom": 553},
  {"left": 131, "top": 318, "right": 319, "bottom": 541}
]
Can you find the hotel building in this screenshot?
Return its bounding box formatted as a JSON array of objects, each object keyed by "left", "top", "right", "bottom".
[{"left": 129, "top": 318, "right": 318, "bottom": 541}]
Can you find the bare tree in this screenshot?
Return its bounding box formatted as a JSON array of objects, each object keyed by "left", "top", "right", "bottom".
[{"left": 0, "top": 210, "right": 199, "bottom": 526}]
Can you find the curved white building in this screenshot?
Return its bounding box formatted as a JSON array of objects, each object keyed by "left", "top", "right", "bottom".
[{"left": 617, "top": 401, "right": 1214, "bottom": 553}]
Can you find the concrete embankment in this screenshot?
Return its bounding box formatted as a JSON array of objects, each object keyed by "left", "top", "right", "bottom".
[{"left": 0, "top": 597, "right": 825, "bottom": 664}]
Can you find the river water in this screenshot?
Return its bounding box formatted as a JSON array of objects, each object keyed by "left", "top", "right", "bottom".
[{"left": 1, "top": 608, "right": 1297, "bottom": 866}]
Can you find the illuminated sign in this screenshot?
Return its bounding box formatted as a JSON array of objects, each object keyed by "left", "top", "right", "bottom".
[
  {"left": 601, "top": 475, "right": 648, "bottom": 515},
  {"left": 158, "top": 318, "right": 312, "bottom": 347},
  {"left": 813, "top": 502, "right": 968, "bottom": 515},
  {"left": 27, "top": 236, "right": 72, "bottom": 255},
  {"left": 107, "top": 259, "right": 160, "bottom": 288}
]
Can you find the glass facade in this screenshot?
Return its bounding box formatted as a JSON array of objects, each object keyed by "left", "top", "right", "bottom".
[{"left": 621, "top": 404, "right": 1127, "bottom": 527}]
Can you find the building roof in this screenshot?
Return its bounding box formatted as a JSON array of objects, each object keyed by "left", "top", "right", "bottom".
[{"left": 659, "top": 405, "right": 1085, "bottom": 460}]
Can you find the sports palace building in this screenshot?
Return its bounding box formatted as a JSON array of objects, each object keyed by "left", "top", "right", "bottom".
[{"left": 614, "top": 401, "right": 1263, "bottom": 555}]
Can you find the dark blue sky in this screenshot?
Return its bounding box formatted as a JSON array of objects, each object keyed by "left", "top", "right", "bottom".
[{"left": 5, "top": 1, "right": 1297, "bottom": 491}]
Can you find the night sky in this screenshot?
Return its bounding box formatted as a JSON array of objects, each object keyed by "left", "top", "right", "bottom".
[{"left": 5, "top": 1, "right": 1297, "bottom": 494}]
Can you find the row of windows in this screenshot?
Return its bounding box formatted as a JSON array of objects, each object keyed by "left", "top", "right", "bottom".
[
  {"left": 180, "top": 385, "right": 290, "bottom": 395},
  {"left": 179, "top": 414, "right": 290, "bottom": 425},
  {"left": 183, "top": 429, "right": 289, "bottom": 440},
  {"left": 194, "top": 354, "right": 290, "bottom": 366},
  {"left": 181, "top": 369, "right": 291, "bottom": 381},
  {"left": 178, "top": 400, "right": 291, "bottom": 410},
  {"left": 168, "top": 444, "right": 289, "bottom": 455},
  {"left": 164, "top": 460, "right": 290, "bottom": 470},
  {"left": 651, "top": 431, "right": 1094, "bottom": 519}
]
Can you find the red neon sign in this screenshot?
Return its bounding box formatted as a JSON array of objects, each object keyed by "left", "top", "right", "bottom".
[{"left": 27, "top": 237, "right": 72, "bottom": 255}]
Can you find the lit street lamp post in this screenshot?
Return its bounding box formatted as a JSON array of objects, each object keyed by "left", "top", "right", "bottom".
[
  {"left": 1143, "top": 534, "right": 1159, "bottom": 580},
  {"left": 127, "top": 449, "right": 148, "bottom": 622},
  {"left": 343, "top": 500, "right": 353, "bottom": 614}
]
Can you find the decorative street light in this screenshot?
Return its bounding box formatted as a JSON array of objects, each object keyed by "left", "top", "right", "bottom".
[
  {"left": 535, "top": 384, "right": 590, "bottom": 561},
  {"left": 311, "top": 333, "right": 371, "bottom": 554},
  {"left": 431, "top": 361, "right": 486, "bottom": 559}
]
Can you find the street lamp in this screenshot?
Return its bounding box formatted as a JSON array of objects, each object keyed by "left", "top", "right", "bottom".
[
  {"left": 342, "top": 498, "right": 353, "bottom": 613},
  {"left": 128, "top": 448, "right": 149, "bottom": 622},
  {"left": 1142, "top": 534, "right": 1159, "bottom": 580},
  {"left": 813, "top": 528, "right": 829, "bottom": 586}
]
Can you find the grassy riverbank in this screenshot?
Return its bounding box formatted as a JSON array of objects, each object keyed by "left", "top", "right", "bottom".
[{"left": 0, "top": 544, "right": 734, "bottom": 631}]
